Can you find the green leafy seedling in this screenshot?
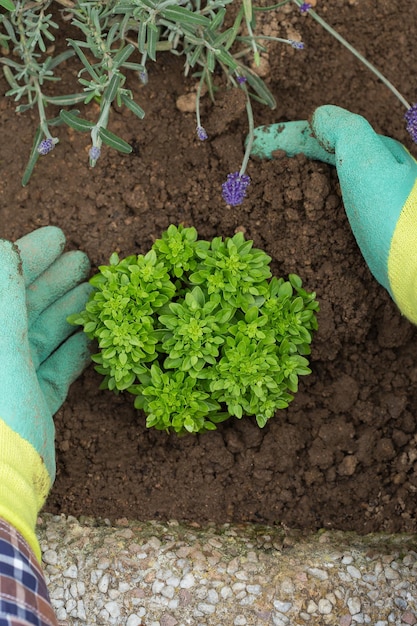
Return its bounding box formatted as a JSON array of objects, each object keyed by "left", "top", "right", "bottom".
[{"left": 69, "top": 225, "right": 319, "bottom": 434}]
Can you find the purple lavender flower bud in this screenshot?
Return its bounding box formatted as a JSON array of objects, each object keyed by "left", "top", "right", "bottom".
[
  {"left": 289, "top": 40, "right": 305, "bottom": 49},
  {"left": 299, "top": 2, "right": 312, "bottom": 13},
  {"left": 89, "top": 146, "right": 101, "bottom": 161},
  {"left": 37, "top": 138, "right": 55, "bottom": 155},
  {"left": 236, "top": 75, "right": 247, "bottom": 85},
  {"left": 139, "top": 70, "right": 148, "bottom": 85},
  {"left": 196, "top": 126, "right": 208, "bottom": 141},
  {"left": 222, "top": 172, "right": 251, "bottom": 206},
  {"left": 405, "top": 104, "right": 417, "bottom": 143}
]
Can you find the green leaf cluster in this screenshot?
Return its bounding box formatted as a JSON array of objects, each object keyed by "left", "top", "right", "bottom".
[{"left": 69, "top": 225, "right": 319, "bottom": 434}]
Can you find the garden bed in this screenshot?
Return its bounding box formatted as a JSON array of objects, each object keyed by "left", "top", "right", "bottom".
[{"left": 1, "top": 0, "right": 417, "bottom": 534}]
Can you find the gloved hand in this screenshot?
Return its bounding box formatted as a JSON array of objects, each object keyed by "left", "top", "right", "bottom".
[
  {"left": 0, "top": 226, "right": 92, "bottom": 561},
  {"left": 250, "top": 104, "right": 417, "bottom": 325}
]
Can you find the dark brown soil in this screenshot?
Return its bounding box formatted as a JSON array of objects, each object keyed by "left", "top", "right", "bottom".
[{"left": 1, "top": 0, "right": 417, "bottom": 535}]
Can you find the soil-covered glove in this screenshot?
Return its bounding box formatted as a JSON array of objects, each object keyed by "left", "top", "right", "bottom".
[
  {"left": 251, "top": 104, "right": 417, "bottom": 325},
  {"left": 0, "top": 226, "right": 92, "bottom": 561}
]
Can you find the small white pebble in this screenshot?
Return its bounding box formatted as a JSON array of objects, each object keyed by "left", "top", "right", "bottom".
[
  {"left": 394, "top": 597, "right": 407, "bottom": 610},
  {"left": 98, "top": 609, "right": 110, "bottom": 621},
  {"left": 126, "top": 615, "right": 142, "bottom": 626},
  {"left": 347, "top": 597, "right": 361, "bottom": 615},
  {"left": 152, "top": 580, "right": 165, "bottom": 594},
  {"left": 98, "top": 573, "right": 110, "bottom": 594},
  {"left": 76, "top": 600, "right": 86, "bottom": 621},
  {"left": 77, "top": 581, "right": 86, "bottom": 596},
  {"left": 206, "top": 589, "right": 219, "bottom": 604},
  {"left": 307, "top": 567, "right": 328, "bottom": 581},
  {"left": 226, "top": 558, "right": 240, "bottom": 574},
  {"left": 161, "top": 586, "right": 175, "bottom": 599},
  {"left": 347, "top": 565, "right": 361, "bottom": 579},
  {"left": 234, "top": 617, "right": 247, "bottom": 626},
  {"left": 246, "top": 584, "right": 261, "bottom": 595},
  {"left": 280, "top": 579, "right": 295, "bottom": 595},
  {"left": 197, "top": 602, "right": 216, "bottom": 614},
  {"left": 300, "top": 612, "right": 311, "bottom": 621},
  {"left": 148, "top": 536, "right": 162, "bottom": 550},
  {"left": 43, "top": 550, "right": 58, "bottom": 565},
  {"left": 384, "top": 567, "right": 399, "bottom": 580},
  {"left": 180, "top": 573, "right": 195, "bottom": 589},
  {"left": 50, "top": 586, "right": 64, "bottom": 600},
  {"left": 90, "top": 570, "right": 102, "bottom": 584},
  {"left": 274, "top": 600, "right": 292, "bottom": 613},
  {"left": 63, "top": 564, "right": 78, "bottom": 579},
  {"left": 367, "top": 589, "right": 379, "bottom": 602},
  {"left": 318, "top": 598, "right": 332, "bottom": 614},
  {"left": 307, "top": 600, "right": 318, "bottom": 614},
  {"left": 220, "top": 586, "right": 232, "bottom": 599},
  {"left": 56, "top": 607, "right": 67, "bottom": 621},
  {"left": 104, "top": 601, "right": 121, "bottom": 618},
  {"left": 97, "top": 557, "right": 111, "bottom": 570}
]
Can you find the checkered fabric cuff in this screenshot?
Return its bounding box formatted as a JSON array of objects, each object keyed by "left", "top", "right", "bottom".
[{"left": 0, "top": 518, "right": 57, "bottom": 626}]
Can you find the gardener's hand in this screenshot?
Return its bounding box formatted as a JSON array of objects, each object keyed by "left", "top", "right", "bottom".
[
  {"left": 250, "top": 104, "right": 417, "bottom": 325},
  {"left": 0, "top": 226, "right": 92, "bottom": 560}
]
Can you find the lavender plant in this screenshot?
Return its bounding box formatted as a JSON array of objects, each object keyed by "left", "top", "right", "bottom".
[
  {"left": 1, "top": 0, "right": 415, "bottom": 198},
  {"left": 0, "top": 0, "right": 299, "bottom": 188},
  {"left": 68, "top": 225, "right": 319, "bottom": 434}
]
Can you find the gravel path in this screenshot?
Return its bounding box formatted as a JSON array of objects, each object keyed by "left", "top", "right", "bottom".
[{"left": 37, "top": 514, "right": 417, "bottom": 626}]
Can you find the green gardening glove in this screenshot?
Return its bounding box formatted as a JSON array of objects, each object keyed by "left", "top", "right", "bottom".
[
  {"left": 0, "top": 226, "right": 92, "bottom": 560},
  {"left": 250, "top": 104, "right": 417, "bottom": 324}
]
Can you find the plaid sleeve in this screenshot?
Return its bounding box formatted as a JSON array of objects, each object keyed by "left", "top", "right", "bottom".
[{"left": 0, "top": 518, "right": 58, "bottom": 626}]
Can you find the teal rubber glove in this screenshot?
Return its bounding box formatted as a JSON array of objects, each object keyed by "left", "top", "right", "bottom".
[
  {"left": 251, "top": 104, "right": 417, "bottom": 324},
  {"left": 0, "top": 226, "right": 92, "bottom": 560}
]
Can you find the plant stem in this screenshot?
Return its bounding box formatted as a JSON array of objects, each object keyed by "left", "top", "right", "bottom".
[
  {"left": 34, "top": 80, "right": 53, "bottom": 138},
  {"left": 196, "top": 68, "right": 206, "bottom": 129},
  {"left": 240, "top": 87, "right": 254, "bottom": 177},
  {"left": 292, "top": 0, "right": 411, "bottom": 109}
]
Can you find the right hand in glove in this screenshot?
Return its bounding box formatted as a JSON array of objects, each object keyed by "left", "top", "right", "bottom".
[{"left": 250, "top": 104, "right": 417, "bottom": 325}]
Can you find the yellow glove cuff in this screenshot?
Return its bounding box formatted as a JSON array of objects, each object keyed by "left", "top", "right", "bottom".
[
  {"left": 388, "top": 178, "right": 417, "bottom": 325},
  {"left": 0, "top": 418, "right": 51, "bottom": 562}
]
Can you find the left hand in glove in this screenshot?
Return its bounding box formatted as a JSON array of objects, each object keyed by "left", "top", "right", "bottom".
[
  {"left": 0, "top": 226, "right": 92, "bottom": 561},
  {"left": 250, "top": 105, "right": 417, "bottom": 325}
]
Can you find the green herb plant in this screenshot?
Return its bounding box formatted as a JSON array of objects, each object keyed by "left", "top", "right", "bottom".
[{"left": 69, "top": 225, "right": 319, "bottom": 434}]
